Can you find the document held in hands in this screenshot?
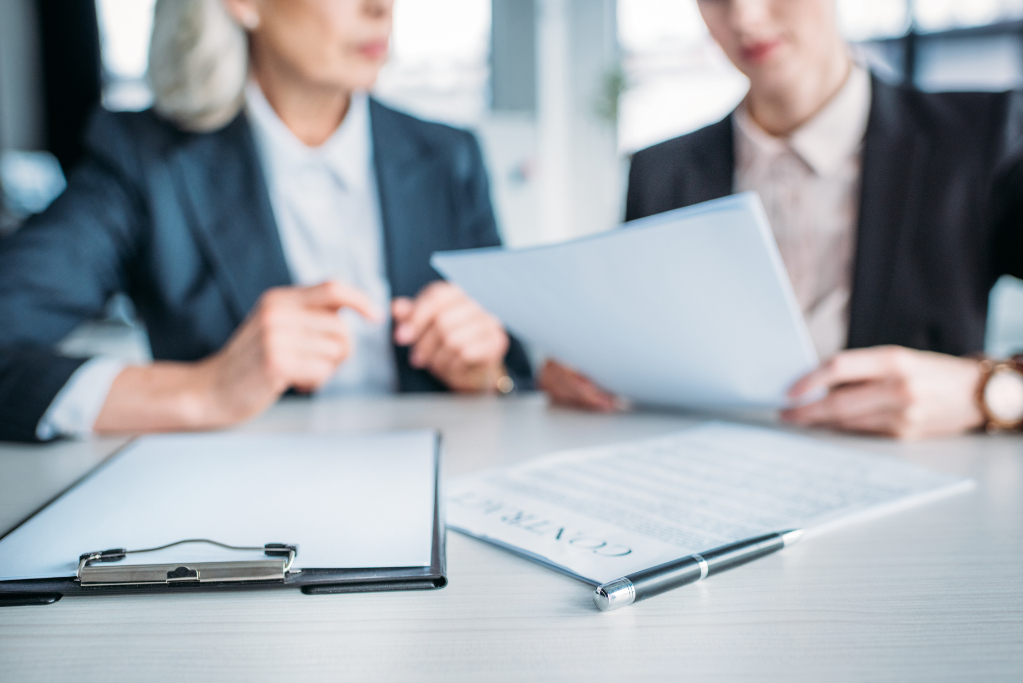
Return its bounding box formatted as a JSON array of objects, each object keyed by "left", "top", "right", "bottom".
[
  {"left": 446, "top": 423, "right": 972, "bottom": 585},
  {"left": 432, "top": 192, "right": 818, "bottom": 409}
]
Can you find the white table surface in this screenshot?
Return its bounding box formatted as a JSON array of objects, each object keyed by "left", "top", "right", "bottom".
[{"left": 1, "top": 393, "right": 1021, "bottom": 682}]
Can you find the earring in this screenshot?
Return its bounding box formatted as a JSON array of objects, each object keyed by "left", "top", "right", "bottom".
[{"left": 241, "top": 12, "right": 260, "bottom": 30}]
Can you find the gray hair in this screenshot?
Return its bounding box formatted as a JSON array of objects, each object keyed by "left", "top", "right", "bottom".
[{"left": 148, "top": 0, "right": 249, "bottom": 132}]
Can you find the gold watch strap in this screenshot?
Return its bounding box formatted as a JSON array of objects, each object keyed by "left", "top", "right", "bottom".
[{"left": 976, "top": 356, "right": 1023, "bottom": 432}]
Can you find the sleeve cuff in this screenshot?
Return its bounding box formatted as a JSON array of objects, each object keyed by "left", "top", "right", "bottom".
[{"left": 36, "top": 357, "right": 127, "bottom": 440}]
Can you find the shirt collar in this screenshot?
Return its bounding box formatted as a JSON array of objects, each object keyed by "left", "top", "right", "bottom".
[
  {"left": 244, "top": 80, "right": 373, "bottom": 192},
  {"left": 734, "top": 63, "right": 872, "bottom": 176}
]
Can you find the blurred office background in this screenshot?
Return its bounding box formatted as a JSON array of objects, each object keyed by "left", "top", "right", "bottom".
[{"left": 0, "top": 0, "right": 1021, "bottom": 360}]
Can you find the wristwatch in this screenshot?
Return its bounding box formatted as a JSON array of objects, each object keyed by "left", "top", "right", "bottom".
[
  {"left": 494, "top": 365, "right": 516, "bottom": 395},
  {"left": 976, "top": 355, "right": 1023, "bottom": 432}
]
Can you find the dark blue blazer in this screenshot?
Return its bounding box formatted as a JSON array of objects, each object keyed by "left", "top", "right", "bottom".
[{"left": 0, "top": 100, "right": 531, "bottom": 442}]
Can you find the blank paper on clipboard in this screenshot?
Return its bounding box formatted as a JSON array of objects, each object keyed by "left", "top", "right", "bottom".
[{"left": 0, "top": 431, "right": 439, "bottom": 582}]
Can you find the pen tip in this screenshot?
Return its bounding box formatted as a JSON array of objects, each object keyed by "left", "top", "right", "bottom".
[{"left": 781, "top": 529, "right": 804, "bottom": 546}]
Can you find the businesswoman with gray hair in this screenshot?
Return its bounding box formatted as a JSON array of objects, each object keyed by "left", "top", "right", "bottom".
[
  {"left": 542, "top": 0, "right": 1023, "bottom": 439},
  {"left": 0, "top": 0, "right": 530, "bottom": 442}
]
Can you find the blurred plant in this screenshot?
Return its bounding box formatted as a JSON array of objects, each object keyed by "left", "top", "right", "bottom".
[{"left": 594, "top": 62, "right": 628, "bottom": 126}]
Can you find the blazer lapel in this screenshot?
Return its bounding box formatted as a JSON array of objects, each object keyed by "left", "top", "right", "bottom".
[
  {"left": 847, "top": 77, "right": 928, "bottom": 349},
  {"left": 169, "top": 114, "right": 292, "bottom": 323},
  {"left": 685, "top": 116, "right": 735, "bottom": 206},
  {"left": 369, "top": 99, "right": 446, "bottom": 298}
]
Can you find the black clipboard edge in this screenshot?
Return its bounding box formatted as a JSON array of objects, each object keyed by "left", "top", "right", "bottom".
[
  {"left": 0, "top": 592, "right": 62, "bottom": 606},
  {"left": 302, "top": 577, "right": 447, "bottom": 594},
  {"left": 430, "top": 431, "right": 447, "bottom": 585},
  {"left": 0, "top": 431, "right": 447, "bottom": 606},
  {"left": 0, "top": 566, "right": 447, "bottom": 602}
]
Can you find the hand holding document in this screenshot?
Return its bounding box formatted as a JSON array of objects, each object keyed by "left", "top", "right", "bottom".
[
  {"left": 447, "top": 423, "right": 972, "bottom": 586},
  {"left": 432, "top": 193, "right": 818, "bottom": 410}
]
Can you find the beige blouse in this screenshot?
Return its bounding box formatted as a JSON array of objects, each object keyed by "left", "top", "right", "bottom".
[{"left": 733, "top": 64, "right": 872, "bottom": 360}]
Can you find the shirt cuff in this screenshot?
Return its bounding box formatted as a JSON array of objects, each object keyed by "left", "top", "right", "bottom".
[{"left": 36, "top": 357, "right": 127, "bottom": 440}]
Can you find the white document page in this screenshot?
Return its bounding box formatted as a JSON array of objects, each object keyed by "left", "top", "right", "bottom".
[
  {"left": 447, "top": 423, "right": 973, "bottom": 585},
  {"left": 431, "top": 192, "right": 818, "bottom": 409},
  {"left": 0, "top": 431, "right": 438, "bottom": 581}
]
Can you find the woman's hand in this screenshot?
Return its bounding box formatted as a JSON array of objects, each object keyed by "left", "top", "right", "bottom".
[
  {"left": 95, "top": 281, "right": 379, "bottom": 433},
  {"left": 537, "top": 360, "right": 618, "bottom": 412},
  {"left": 392, "top": 282, "right": 509, "bottom": 392},
  {"left": 782, "top": 345, "right": 985, "bottom": 439},
  {"left": 201, "top": 281, "right": 379, "bottom": 417}
]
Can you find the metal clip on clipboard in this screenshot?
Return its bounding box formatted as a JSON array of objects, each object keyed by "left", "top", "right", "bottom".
[{"left": 76, "top": 539, "right": 298, "bottom": 586}]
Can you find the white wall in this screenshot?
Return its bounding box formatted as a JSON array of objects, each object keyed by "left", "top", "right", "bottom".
[{"left": 536, "top": 0, "right": 623, "bottom": 242}]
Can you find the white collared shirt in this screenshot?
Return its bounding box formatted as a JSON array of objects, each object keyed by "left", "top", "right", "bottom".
[
  {"left": 245, "top": 81, "right": 397, "bottom": 394},
  {"left": 37, "top": 83, "right": 396, "bottom": 439},
  {"left": 734, "top": 64, "right": 872, "bottom": 360}
]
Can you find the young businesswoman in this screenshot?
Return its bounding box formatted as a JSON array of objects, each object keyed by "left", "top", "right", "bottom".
[
  {"left": 0, "top": 0, "right": 530, "bottom": 442},
  {"left": 541, "top": 0, "right": 1023, "bottom": 438}
]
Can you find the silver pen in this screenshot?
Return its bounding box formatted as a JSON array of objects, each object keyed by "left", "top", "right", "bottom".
[{"left": 593, "top": 529, "right": 804, "bottom": 611}]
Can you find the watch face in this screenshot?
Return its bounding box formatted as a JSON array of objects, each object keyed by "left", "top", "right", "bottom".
[{"left": 984, "top": 368, "right": 1023, "bottom": 424}]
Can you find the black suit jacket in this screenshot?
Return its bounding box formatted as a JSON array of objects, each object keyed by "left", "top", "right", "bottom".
[
  {"left": 626, "top": 76, "right": 1023, "bottom": 357},
  {"left": 0, "top": 100, "right": 531, "bottom": 442}
]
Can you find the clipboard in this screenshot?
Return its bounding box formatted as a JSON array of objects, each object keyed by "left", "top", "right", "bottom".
[{"left": 0, "top": 431, "right": 446, "bottom": 606}]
